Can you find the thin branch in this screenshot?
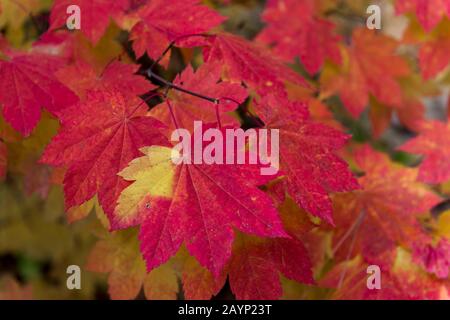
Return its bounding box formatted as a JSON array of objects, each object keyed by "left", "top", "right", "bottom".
[
  {"left": 146, "top": 69, "right": 250, "bottom": 129},
  {"left": 146, "top": 69, "right": 247, "bottom": 111},
  {"left": 144, "top": 33, "right": 249, "bottom": 128},
  {"left": 147, "top": 39, "right": 259, "bottom": 130},
  {"left": 147, "top": 69, "right": 218, "bottom": 104}
]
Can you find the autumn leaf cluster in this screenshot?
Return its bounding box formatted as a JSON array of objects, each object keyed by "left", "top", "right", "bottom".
[{"left": 0, "top": 0, "right": 449, "bottom": 300}]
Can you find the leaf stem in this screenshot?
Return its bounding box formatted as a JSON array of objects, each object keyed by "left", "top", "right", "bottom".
[
  {"left": 130, "top": 92, "right": 165, "bottom": 115},
  {"left": 150, "top": 33, "right": 211, "bottom": 69},
  {"left": 215, "top": 102, "right": 222, "bottom": 129},
  {"left": 146, "top": 69, "right": 249, "bottom": 129},
  {"left": 166, "top": 99, "right": 180, "bottom": 130},
  {"left": 335, "top": 209, "right": 366, "bottom": 289}
]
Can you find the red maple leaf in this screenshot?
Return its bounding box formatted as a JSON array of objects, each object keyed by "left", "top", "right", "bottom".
[
  {"left": 258, "top": 0, "right": 341, "bottom": 75},
  {"left": 320, "top": 254, "right": 449, "bottom": 300},
  {"left": 130, "top": 0, "right": 224, "bottom": 65},
  {"left": 322, "top": 28, "right": 410, "bottom": 118},
  {"left": 0, "top": 52, "right": 79, "bottom": 136},
  {"left": 180, "top": 251, "right": 226, "bottom": 300},
  {"left": 40, "top": 89, "right": 168, "bottom": 227},
  {"left": 228, "top": 234, "right": 313, "bottom": 300},
  {"left": 256, "top": 94, "right": 359, "bottom": 225},
  {"left": 397, "top": 99, "right": 426, "bottom": 133},
  {"left": 419, "top": 33, "right": 450, "bottom": 80},
  {"left": 55, "top": 60, "right": 155, "bottom": 99},
  {"left": 412, "top": 239, "right": 450, "bottom": 279},
  {"left": 332, "top": 145, "right": 441, "bottom": 267},
  {"left": 399, "top": 120, "right": 450, "bottom": 184},
  {"left": 203, "top": 32, "right": 307, "bottom": 97},
  {"left": 396, "top": 0, "right": 450, "bottom": 32},
  {"left": 149, "top": 62, "right": 248, "bottom": 132},
  {"left": 137, "top": 126, "right": 287, "bottom": 277},
  {"left": 49, "top": 0, "right": 130, "bottom": 44},
  {"left": 139, "top": 173, "right": 286, "bottom": 278},
  {"left": 85, "top": 228, "right": 180, "bottom": 300}
]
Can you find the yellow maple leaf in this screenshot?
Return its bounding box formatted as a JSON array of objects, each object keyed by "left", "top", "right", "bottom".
[
  {"left": 86, "top": 228, "right": 179, "bottom": 300},
  {"left": 116, "top": 146, "right": 175, "bottom": 227}
]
